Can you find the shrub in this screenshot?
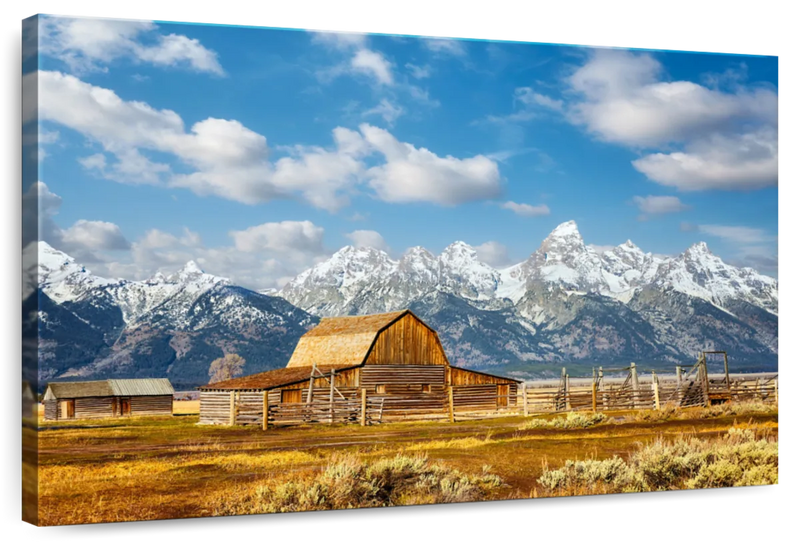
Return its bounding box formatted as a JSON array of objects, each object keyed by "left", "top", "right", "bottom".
[
  {"left": 537, "top": 427, "right": 777, "bottom": 495},
  {"left": 520, "top": 412, "right": 607, "bottom": 430},
  {"left": 212, "top": 454, "right": 503, "bottom": 515}
]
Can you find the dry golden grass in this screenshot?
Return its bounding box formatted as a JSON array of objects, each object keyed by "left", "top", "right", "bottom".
[
  {"left": 173, "top": 400, "right": 200, "bottom": 415},
  {"left": 34, "top": 403, "right": 778, "bottom": 526}
]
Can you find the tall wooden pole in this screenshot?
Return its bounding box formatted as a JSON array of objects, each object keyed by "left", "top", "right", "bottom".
[
  {"left": 360, "top": 388, "right": 367, "bottom": 426},
  {"left": 262, "top": 390, "right": 269, "bottom": 431},
  {"left": 329, "top": 368, "right": 336, "bottom": 425},
  {"left": 522, "top": 382, "right": 529, "bottom": 417},
  {"left": 448, "top": 386, "right": 455, "bottom": 423},
  {"left": 229, "top": 391, "right": 235, "bottom": 426},
  {"left": 630, "top": 363, "right": 639, "bottom": 409},
  {"left": 306, "top": 363, "right": 316, "bottom": 404},
  {"left": 599, "top": 367, "right": 606, "bottom": 411},
  {"left": 565, "top": 373, "right": 571, "bottom": 411},
  {"left": 774, "top": 378, "right": 779, "bottom": 404},
  {"left": 652, "top": 371, "right": 660, "bottom": 410}
]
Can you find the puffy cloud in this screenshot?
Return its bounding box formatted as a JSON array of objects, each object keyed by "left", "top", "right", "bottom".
[
  {"left": 501, "top": 201, "right": 551, "bottom": 217},
  {"left": 313, "top": 31, "right": 394, "bottom": 87},
  {"left": 632, "top": 195, "right": 689, "bottom": 220},
  {"left": 22, "top": 181, "right": 130, "bottom": 261},
  {"left": 632, "top": 129, "right": 777, "bottom": 191},
  {"left": 360, "top": 124, "right": 501, "bottom": 205},
  {"left": 351, "top": 49, "right": 394, "bottom": 86},
  {"left": 33, "top": 71, "right": 501, "bottom": 211},
  {"left": 475, "top": 241, "right": 512, "bottom": 267},
  {"left": 62, "top": 220, "right": 131, "bottom": 251},
  {"left": 346, "top": 230, "right": 389, "bottom": 252},
  {"left": 231, "top": 221, "right": 326, "bottom": 261},
  {"left": 39, "top": 16, "right": 224, "bottom": 75}
]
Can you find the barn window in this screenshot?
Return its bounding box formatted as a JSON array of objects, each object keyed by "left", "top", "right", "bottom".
[
  {"left": 375, "top": 385, "right": 386, "bottom": 394},
  {"left": 422, "top": 385, "right": 431, "bottom": 393}
]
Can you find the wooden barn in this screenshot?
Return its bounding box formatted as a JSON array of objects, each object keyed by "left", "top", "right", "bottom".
[
  {"left": 198, "top": 310, "right": 520, "bottom": 426},
  {"left": 43, "top": 378, "right": 174, "bottom": 421}
]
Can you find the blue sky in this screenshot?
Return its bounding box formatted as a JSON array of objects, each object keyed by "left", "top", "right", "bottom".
[{"left": 23, "top": 15, "right": 779, "bottom": 289}]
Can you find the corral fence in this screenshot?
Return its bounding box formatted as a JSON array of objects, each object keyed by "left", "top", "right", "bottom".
[{"left": 521, "top": 351, "right": 777, "bottom": 416}]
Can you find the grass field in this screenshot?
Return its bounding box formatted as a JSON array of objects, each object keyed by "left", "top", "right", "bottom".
[{"left": 30, "top": 403, "right": 778, "bottom": 526}]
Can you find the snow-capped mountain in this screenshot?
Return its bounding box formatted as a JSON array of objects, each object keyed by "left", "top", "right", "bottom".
[
  {"left": 29, "top": 242, "right": 316, "bottom": 389},
  {"left": 279, "top": 220, "right": 778, "bottom": 373},
  {"left": 28, "top": 218, "right": 778, "bottom": 388}
]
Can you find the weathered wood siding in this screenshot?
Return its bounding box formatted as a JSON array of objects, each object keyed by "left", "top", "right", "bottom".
[
  {"left": 199, "top": 391, "right": 232, "bottom": 425},
  {"left": 282, "top": 368, "right": 360, "bottom": 390},
  {"left": 452, "top": 383, "right": 518, "bottom": 412},
  {"left": 43, "top": 400, "right": 58, "bottom": 421},
  {"left": 130, "top": 395, "right": 173, "bottom": 416},
  {"left": 71, "top": 397, "right": 114, "bottom": 419},
  {"left": 361, "top": 365, "right": 445, "bottom": 386},
  {"left": 365, "top": 313, "right": 448, "bottom": 366}
]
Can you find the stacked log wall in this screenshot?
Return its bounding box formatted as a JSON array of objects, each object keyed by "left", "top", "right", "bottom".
[
  {"left": 130, "top": 395, "right": 173, "bottom": 416},
  {"left": 72, "top": 397, "right": 114, "bottom": 419}
]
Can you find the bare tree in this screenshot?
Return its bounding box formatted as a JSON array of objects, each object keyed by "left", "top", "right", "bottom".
[{"left": 208, "top": 353, "right": 246, "bottom": 384}]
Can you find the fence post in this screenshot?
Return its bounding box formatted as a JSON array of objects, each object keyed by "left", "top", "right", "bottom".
[
  {"left": 565, "top": 373, "right": 571, "bottom": 411},
  {"left": 360, "top": 388, "right": 367, "bottom": 426},
  {"left": 676, "top": 366, "right": 683, "bottom": 406},
  {"left": 630, "top": 363, "right": 639, "bottom": 409},
  {"left": 448, "top": 386, "right": 455, "bottom": 423},
  {"left": 652, "top": 372, "right": 660, "bottom": 410},
  {"left": 329, "top": 369, "right": 336, "bottom": 425},
  {"left": 774, "top": 378, "right": 779, "bottom": 404},
  {"left": 522, "top": 382, "right": 529, "bottom": 417},
  {"left": 702, "top": 357, "right": 711, "bottom": 408},
  {"left": 592, "top": 380, "right": 597, "bottom": 413},
  {"left": 599, "top": 367, "right": 606, "bottom": 411},
  {"left": 262, "top": 391, "right": 269, "bottom": 431},
  {"left": 229, "top": 391, "right": 235, "bottom": 426}
]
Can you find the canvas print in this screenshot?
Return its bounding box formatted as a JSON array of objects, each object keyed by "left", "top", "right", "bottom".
[{"left": 21, "top": 14, "right": 778, "bottom": 526}]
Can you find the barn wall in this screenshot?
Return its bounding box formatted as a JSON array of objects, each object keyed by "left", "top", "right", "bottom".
[
  {"left": 199, "top": 391, "right": 232, "bottom": 425},
  {"left": 282, "top": 368, "right": 360, "bottom": 391},
  {"left": 361, "top": 365, "right": 445, "bottom": 385},
  {"left": 44, "top": 400, "right": 58, "bottom": 421},
  {"left": 365, "top": 313, "right": 448, "bottom": 366},
  {"left": 130, "top": 395, "right": 173, "bottom": 416},
  {"left": 73, "top": 397, "right": 115, "bottom": 419},
  {"left": 452, "top": 383, "right": 518, "bottom": 412}
]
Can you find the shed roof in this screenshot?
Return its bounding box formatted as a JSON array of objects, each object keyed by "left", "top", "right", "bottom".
[
  {"left": 45, "top": 381, "right": 113, "bottom": 399},
  {"left": 198, "top": 365, "right": 355, "bottom": 391},
  {"left": 286, "top": 310, "right": 415, "bottom": 368},
  {"left": 44, "top": 378, "right": 174, "bottom": 399}
]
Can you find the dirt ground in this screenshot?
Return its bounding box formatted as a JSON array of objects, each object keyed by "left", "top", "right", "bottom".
[{"left": 28, "top": 407, "right": 778, "bottom": 526}]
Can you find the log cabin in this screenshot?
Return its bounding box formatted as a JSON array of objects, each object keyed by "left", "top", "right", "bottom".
[
  {"left": 42, "top": 378, "right": 174, "bottom": 421},
  {"left": 198, "top": 310, "right": 520, "bottom": 426}
]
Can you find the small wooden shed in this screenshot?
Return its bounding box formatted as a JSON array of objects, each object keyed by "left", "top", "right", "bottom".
[
  {"left": 199, "top": 310, "right": 520, "bottom": 426},
  {"left": 42, "top": 378, "right": 174, "bottom": 421}
]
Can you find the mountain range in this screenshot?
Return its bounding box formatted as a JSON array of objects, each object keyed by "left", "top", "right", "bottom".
[{"left": 26, "top": 221, "right": 778, "bottom": 389}]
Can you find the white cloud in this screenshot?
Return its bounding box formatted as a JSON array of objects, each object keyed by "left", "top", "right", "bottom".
[
  {"left": 33, "top": 71, "right": 500, "bottom": 212},
  {"left": 514, "top": 87, "right": 563, "bottom": 112},
  {"left": 501, "top": 201, "right": 551, "bottom": 217},
  {"left": 346, "top": 230, "right": 390, "bottom": 252},
  {"left": 424, "top": 38, "right": 467, "bottom": 57},
  {"left": 475, "top": 241, "right": 512, "bottom": 267},
  {"left": 231, "top": 221, "right": 325, "bottom": 259},
  {"left": 632, "top": 129, "right": 777, "bottom": 191},
  {"left": 351, "top": 49, "right": 394, "bottom": 86},
  {"left": 22, "top": 181, "right": 130, "bottom": 260},
  {"left": 359, "top": 124, "right": 501, "bottom": 205},
  {"left": 697, "top": 224, "right": 774, "bottom": 245},
  {"left": 406, "top": 63, "right": 431, "bottom": 79},
  {"left": 363, "top": 99, "right": 404, "bottom": 125},
  {"left": 632, "top": 195, "right": 689, "bottom": 220},
  {"left": 40, "top": 16, "right": 224, "bottom": 75},
  {"left": 62, "top": 220, "right": 131, "bottom": 250}
]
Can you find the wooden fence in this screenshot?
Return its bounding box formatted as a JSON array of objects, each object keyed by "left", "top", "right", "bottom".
[{"left": 520, "top": 364, "right": 778, "bottom": 416}]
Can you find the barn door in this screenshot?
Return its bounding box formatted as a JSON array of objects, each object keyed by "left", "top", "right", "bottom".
[
  {"left": 497, "top": 385, "right": 509, "bottom": 408},
  {"left": 121, "top": 398, "right": 131, "bottom": 416},
  {"left": 61, "top": 400, "right": 75, "bottom": 419}
]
